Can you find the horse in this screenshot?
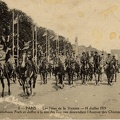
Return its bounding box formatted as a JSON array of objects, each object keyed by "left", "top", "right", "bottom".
[
  {"left": 74, "top": 61, "right": 81, "bottom": 80},
  {"left": 66, "top": 61, "right": 75, "bottom": 85},
  {"left": 53, "top": 61, "right": 59, "bottom": 85},
  {"left": 47, "top": 62, "right": 53, "bottom": 78},
  {"left": 39, "top": 60, "right": 48, "bottom": 84},
  {"left": 105, "top": 62, "right": 115, "bottom": 85},
  {"left": 18, "top": 52, "right": 37, "bottom": 96},
  {"left": 112, "top": 60, "right": 119, "bottom": 82},
  {"left": 0, "top": 61, "right": 13, "bottom": 97},
  {"left": 57, "top": 61, "right": 65, "bottom": 88},
  {"left": 88, "top": 62, "right": 94, "bottom": 81},
  {"left": 93, "top": 55, "right": 105, "bottom": 86},
  {"left": 6, "top": 60, "right": 17, "bottom": 83},
  {"left": 81, "top": 60, "right": 89, "bottom": 85}
]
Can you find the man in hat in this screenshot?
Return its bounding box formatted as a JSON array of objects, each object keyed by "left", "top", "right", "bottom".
[
  {"left": 89, "top": 51, "right": 94, "bottom": 66},
  {"left": 76, "top": 55, "right": 80, "bottom": 64},
  {"left": 80, "top": 52, "right": 87, "bottom": 64},
  {"left": 111, "top": 55, "right": 117, "bottom": 68},
  {"left": 93, "top": 51, "right": 101, "bottom": 71},
  {"left": 105, "top": 53, "right": 112, "bottom": 64},
  {"left": 26, "top": 50, "right": 37, "bottom": 88}
]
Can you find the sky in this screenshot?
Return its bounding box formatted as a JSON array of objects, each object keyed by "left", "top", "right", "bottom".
[{"left": 3, "top": 0, "right": 120, "bottom": 52}]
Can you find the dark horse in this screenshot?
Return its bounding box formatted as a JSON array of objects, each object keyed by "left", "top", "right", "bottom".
[
  {"left": 39, "top": 60, "right": 48, "bottom": 84},
  {"left": 66, "top": 61, "right": 75, "bottom": 85},
  {"left": 0, "top": 61, "right": 13, "bottom": 97},
  {"left": 105, "top": 62, "right": 115, "bottom": 85},
  {"left": 94, "top": 57, "right": 105, "bottom": 86},
  {"left": 18, "top": 52, "right": 37, "bottom": 96},
  {"left": 81, "top": 60, "right": 89, "bottom": 85},
  {"left": 53, "top": 61, "right": 59, "bottom": 85},
  {"left": 74, "top": 61, "right": 81, "bottom": 80}
]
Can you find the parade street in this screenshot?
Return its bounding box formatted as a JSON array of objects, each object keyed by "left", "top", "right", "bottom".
[{"left": 0, "top": 73, "right": 120, "bottom": 119}]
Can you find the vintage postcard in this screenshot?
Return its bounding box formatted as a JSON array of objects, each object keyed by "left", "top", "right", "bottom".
[{"left": 0, "top": 0, "right": 120, "bottom": 119}]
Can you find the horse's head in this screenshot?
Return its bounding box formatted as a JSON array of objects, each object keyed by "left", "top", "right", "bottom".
[{"left": 20, "top": 52, "right": 27, "bottom": 68}]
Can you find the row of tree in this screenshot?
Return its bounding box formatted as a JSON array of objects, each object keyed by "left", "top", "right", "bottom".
[{"left": 0, "top": 1, "right": 73, "bottom": 58}]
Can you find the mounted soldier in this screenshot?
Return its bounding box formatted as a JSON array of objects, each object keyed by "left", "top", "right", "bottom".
[
  {"left": 105, "top": 53, "right": 112, "bottom": 65},
  {"left": 93, "top": 51, "right": 100, "bottom": 72},
  {"left": 88, "top": 51, "right": 94, "bottom": 80},
  {"left": 111, "top": 55, "right": 118, "bottom": 82},
  {"left": 80, "top": 52, "right": 89, "bottom": 84},
  {"left": 40, "top": 56, "right": 48, "bottom": 84},
  {"left": 74, "top": 55, "right": 80, "bottom": 79},
  {"left": 80, "top": 52, "right": 88, "bottom": 66},
  {"left": 93, "top": 51, "right": 102, "bottom": 85},
  {"left": 0, "top": 43, "right": 12, "bottom": 97},
  {"left": 27, "top": 50, "right": 38, "bottom": 74}
]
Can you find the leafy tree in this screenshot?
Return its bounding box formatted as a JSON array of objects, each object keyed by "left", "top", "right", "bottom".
[{"left": 0, "top": 0, "right": 74, "bottom": 59}]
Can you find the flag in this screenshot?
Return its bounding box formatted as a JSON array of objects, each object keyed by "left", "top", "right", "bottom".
[
  {"left": 34, "top": 26, "right": 37, "bottom": 32},
  {"left": 23, "top": 41, "right": 30, "bottom": 50},
  {"left": 13, "top": 16, "right": 18, "bottom": 25},
  {"left": 42, "top": 30, "right": 47, "bottom": 36},
  {"left": 49, "top": 34, "right": 54, "bottom": 39}
]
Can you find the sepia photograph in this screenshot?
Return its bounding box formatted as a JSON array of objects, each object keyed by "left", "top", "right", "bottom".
[{"left": 0, "top": 0, "right": 120, "bottom": 119}]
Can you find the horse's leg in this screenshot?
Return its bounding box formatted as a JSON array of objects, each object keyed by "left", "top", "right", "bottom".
[
  {"left": 25, "top": 82, "right": 30, "bottom": 96},
  {"left": 82, "top": 73, "right": 84, "bottom": 84},
  {"left": 98, "top": 74, "right": 100, "bottom": 85},
  {"left": 13, "top": 71, "right": 16, "bottom": 83},
  {"left": 6, "top": 77, "right": 11, "bottom": 95},
  {"left": 71, "top": 72, "right": 73, "bottom": 84},
  {"left": 60, "top": 74, "right": 64, "bottom": 89},
  {"left": 55, "top": 74, "right": 58, "bottom": 85},
  {"left": 1, "top": 78, "right": 4, "bottom": 97},
  {"left": 33, "top": 75, "right": 37, "bottom": 88},
  {"left": 94, "top": 73, "right": 97, "bottom": 85},
  {"left": 85, "top": 74, "right": 88, "bottom": 85},
  {"left": 107, "top": 75, "right": 110, "bottom": 85},
  {"left": 29, "top": 79, "right": 32, "bottom": 95},
  {"left": 22, "top": 81, "right": 26, "bottom": 94},
  {"left": 77, "top": 71, "right": 79, "bottom": 80},
  {"left": 69, "top": 73, "right": 71, "bottom": 85},
  {"left": 115, "top": 73, "right": 117, "bottom": 82},
  {"left": 14, "top": 71, "right": 17, "bottom": 81},
  {"left": 81, "top": 71, "right": 83, "bottom": 83},
  {"left": 42, "top": 73, "right": 45, "bottom": 84},
  {"left": 59, "top": 74, "right": 62, "bottom": 84},
  {"left": 111, "top": 74, "right": 114, "bottom": 85},
  {"left": 18, "top": 78, "right": 22, "bottom": 86},
  {"left": 71, "top": 74, "right": 74, "bottom": 84},
  {"left": 90, "top": 70, "right": 93, "bottom": 81},
  {"left": 45, "top": 72, "right": 47, "bottom": 84},
  {"left": 100, "top": 73, "right": 102, "bottom": 82},
  {"left": 50, "top": 68, "right": 52, "bottom": 78},
  {"left": 26, "top": 86, "right": 30, "bottom": 96},
  {"left": 83, "top": 74, "right": 85, "bottom": 84},
  {"left": 68, "top": 73, "right": 70, "bottom": 85},
  {"left": 40, "top": 72, "right": 42, "bottom": 84}
]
